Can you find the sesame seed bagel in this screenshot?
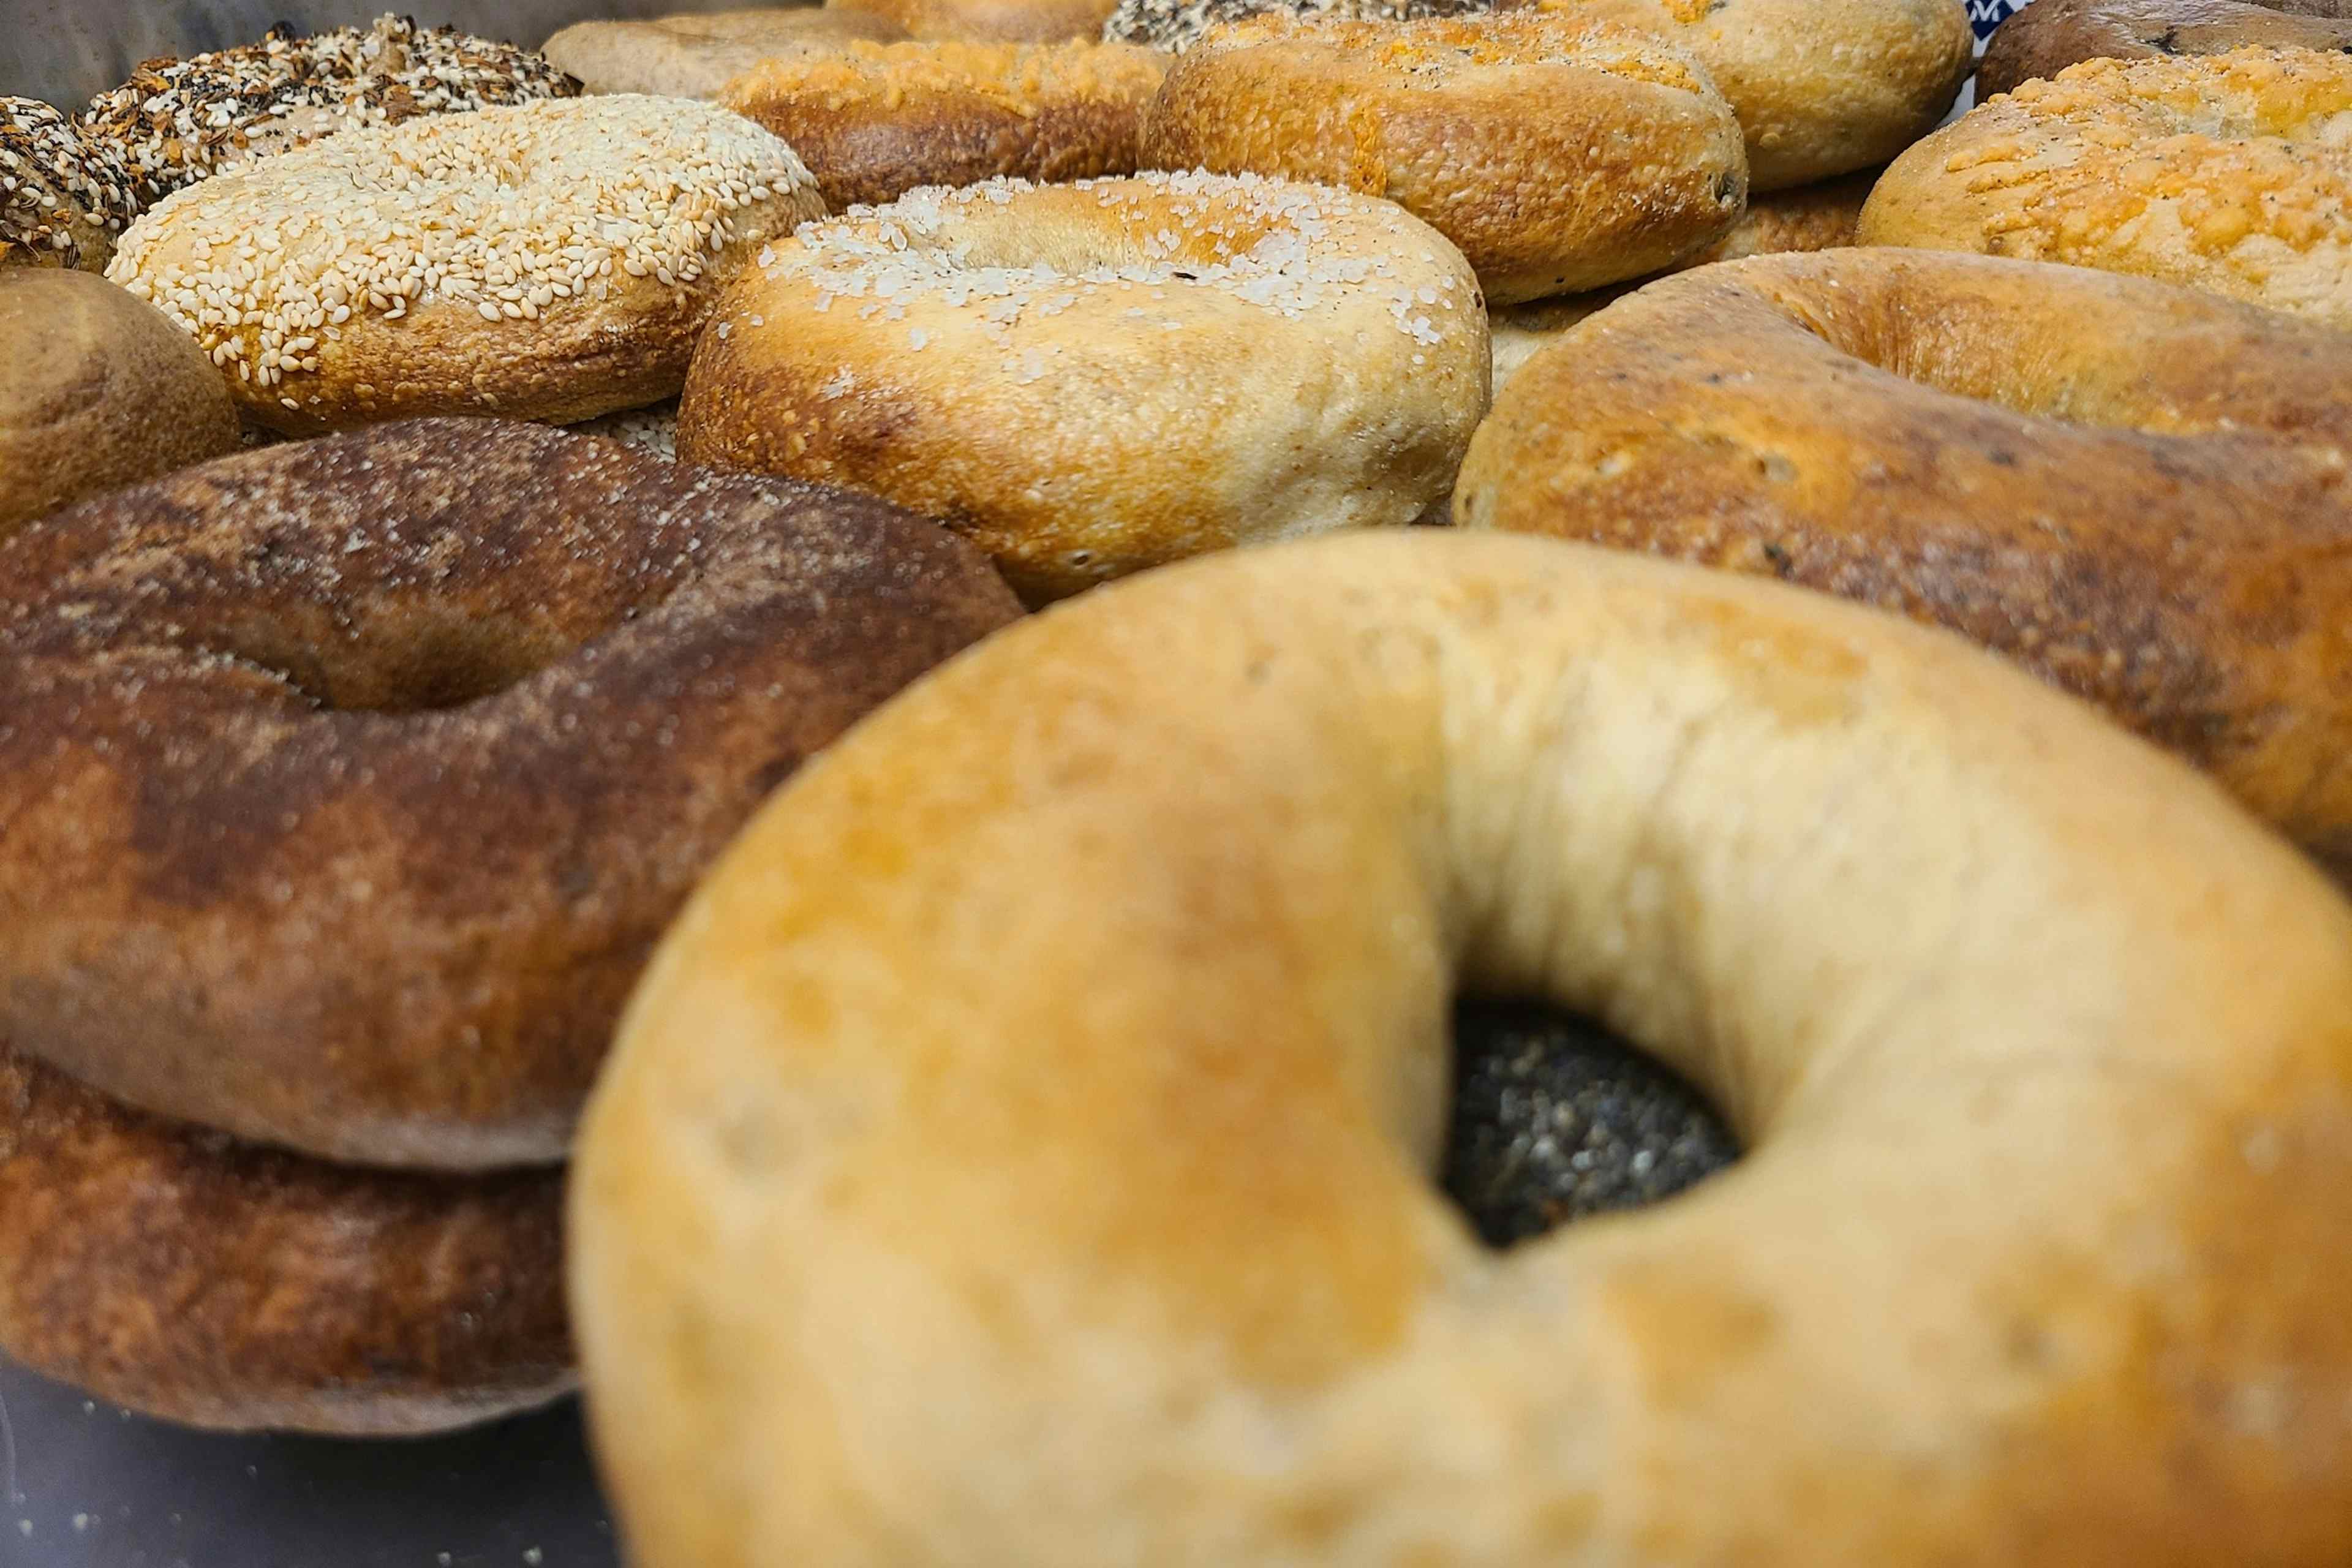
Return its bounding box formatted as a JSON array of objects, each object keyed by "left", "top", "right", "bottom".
[
  {"left": 1978, "top": 0, "right": 2352, "bottom": 102},
  {"left": 81, "top": 15, "right": 582, "bottom": 209},
  {"left": 0, "top": 98, "right": 135, "bottom": 272},
  {"left": 829, "top": 0, "right": 1124, "bottom": 40},
  {"left": 1860, "top": 48, "right": 2352, "bottom": 329},
  {"left": 0, "top": 418, "right": 1021, "bottom": 1170},
  {"left": 106, "top": 96, "right": 826, "bottom": 434},
  {"left": 722, "top": 39, "right": 1167, "bottom": 209},
  {"left": 0, "top": 269, "right": 239, "bottom": 538},
  {"left": 0, "top": 1046, "right": 571, "bottom": 1436},
  {"left": 571, "top": 529, "right": 2352, "bottom": 1568},
  {"left": 1139, "top": 12, "right": 1746, "bottom": 303},
  {"left": 572, "top": 400, "right": 682, "bottom": 461},
  {"left": 1457, "top": 247, "right": 2352, "bottom": 878},
  {"left": 542, "top": 9, "right": 909, "bottom": 99},
  {"left": 677, "top": 172, "right": 1486, "bottom": 601}
]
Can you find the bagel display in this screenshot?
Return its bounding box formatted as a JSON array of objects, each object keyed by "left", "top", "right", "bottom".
[
  {"left": 827, "top": 0, "right": 1122, "bottom": 40},
  {"left": 0, "top": 97, "right": 134, "bottom": 270},
  {"left": 1457, "top": 247, "right": 2352, "bottom": 878},
  {"left": 0, "top": 418, "right": 1022, "bottom": 1170},
  {"left": 542, "top": 9, "right": 909, "bottom": 97},
  {"left": 1138, "top": 11, "right": 1746, "bottom": 303},
  {"left": 1860, "top": 47, "right": 2352, "bottom": 329},
  {"left": 1978, "top": 0, "right": 2352, "bottom": 100},
  {"left": 0, "top": 268, "right": 239, "bottom": 536},
  {"left": 80, "top": 15, "right": 582, "bottom": 209},
  {"left": 106, "top": 95, "right": 825, "bottom": 432},
  {"left": 571, "top": 529, "right": 2352, "bottom": 1567},
  {"left": 677, "top": 170, "right": 1487, "bottom": 601},
  {"left": 723, "top": 39, "right": 1166, "bottom": 209}
]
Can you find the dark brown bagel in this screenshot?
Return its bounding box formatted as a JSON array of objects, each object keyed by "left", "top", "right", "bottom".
[
  {"left": 1980, "top": 0, "right": 2352, "bottom": 100},
  {"left": 0, "top": 1045, "right": 570, "bottom": 1435},
  {"left": 0, "top": 418, "right": 1023, "bottom": 1171}
]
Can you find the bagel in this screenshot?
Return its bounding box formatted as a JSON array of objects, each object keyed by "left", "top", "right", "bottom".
[
  {"left": 1107, "top": 0, "right": 1485, "bottom": 49},
  {"left": 1978, "top": 0, "right": 2352, "bottom": 100},
  {"left": 571, "top": 529, "right": 2352, "bottom": 1567},
  {"left": 1858, "top": 47, "right": 2352, "bottom": 329},
  {"left": 0, "top": 98, "right": 135, "bottom": 271},
  {"left": 0, "top": 418, "right": 1021, "bottom": 1170},
  {"left": 0, "top": 1046, "right": 570, "bottom": 1436},
  {"left": 81, "top": 15, "right": 581, "bottom": 208},
  {"left": 106, "top": 96, "right": 825, "bottom": 434},
  {"left": 1138, "top": 12, "right": 1747, "bottom": 303},
  {"left": 572, "top": 400, "right": 681, "bottom": 460},
  {"left": 827, "top": 0, "right": 1121, "bottom": 41},
  {"left": 677, "top": 171, "right": 1486, "bottom": 601},
  {"left": 1456, "top": 247, "right": 2352, "bottom": 879},
  {"left": 542, "top": 9, "right": 908, "bottom": 97},
  {"left": 0, "top": 269, "right": 239, "bottom": 538},
  {"left": 722, "top": 39, "right": 1166, "bottom": 209},
  {"left": 1490, "top": 166, "right": 1876, "bottom": 386}
]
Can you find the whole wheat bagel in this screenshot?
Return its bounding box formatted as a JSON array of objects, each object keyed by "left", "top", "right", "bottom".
[
  {"left": 571, "top": 529, "right": 2352, "bottom": 1567},
  {"left": 106, "top": 96, "right": 826, "bottom": 434},
  {"left": 0, "top": 1046, "right": 570, "bottom": 1436},
  {"left": 0, "top": 268, "right": 239, "bottom": 538},
  {"left": 723, "top": 39, "right": 1166, "bottom": 209},
  {"left": 677, "top": 171, "right": 1485, "bottom": 601},
  {"left": 541, "top": 8, "right": 908, "bottom": 97},
  {"left": 1457, "top": 247, "right": 2352, "bottom": 879},
  {"left": 1139, "top": 11, "right": 1746, "bottom": 303},
  {"left": 827, "top": 0, "right": 1120, "bottom": 41},
  {"left": 1978, "top": 0, "right": 2352, "bottom": 101},
  {"left": 1860, "top": 47, "right": 2352, "bottom": 329}
]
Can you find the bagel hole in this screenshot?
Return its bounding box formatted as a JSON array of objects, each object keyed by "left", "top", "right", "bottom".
[
  {"left": 1441, "top": 997, "right": 1739, "bottom": 1249},
  {"left": 208, "top": 608, "right": 594, "bottom": 714}
]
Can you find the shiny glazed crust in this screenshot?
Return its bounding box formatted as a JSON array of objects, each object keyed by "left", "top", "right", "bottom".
[
  {"left": 1978, "top": 0, "right": 2352, "bottom": 101},
  {"left": 1858, "top": 47, "right": 2352, "bottom": 329},
  {"left": 0, "top": 420, "right": 1023, "bottom": 1169},
  {"left": 1139, "top": 12, "right": 1745, "bottom": 303},
  {"left": 0, "top": 1047, "right": 572, "bottom": 1436},
  {"left": 723, "top": 40, "right": 1167, "bottom": 209},
  {"left": 542, "top": 9, "right": 909, "bottom": 97},
  {"left": 826, "top": 0, "right": 1122, "bottom": 41},
  {"left": 1457, "top": 247, "right": 2352, "bottom": 876},
  {"left": 571, "top": 529, "right": 2352, "bottom": 1567}
]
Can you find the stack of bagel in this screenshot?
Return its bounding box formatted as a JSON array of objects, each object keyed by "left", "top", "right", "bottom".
[{"left": 7, "top": 0, "right": 2352, "bottom": 1562}]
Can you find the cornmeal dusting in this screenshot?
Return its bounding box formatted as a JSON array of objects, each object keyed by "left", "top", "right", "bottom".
[{"left": 0, "top": 99, "right": 135, "bottom": 268}]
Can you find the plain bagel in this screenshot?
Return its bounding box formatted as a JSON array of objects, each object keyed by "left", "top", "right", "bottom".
[
  {"left": 1978, "top": 0, "right": 2352, "bottom": 101},
  {"left": 1456, "top": 247, "right": 2352, "bottom": 878},
  {"left": 541, "top": 9, "right": 909, "bottom": 97},
  {"left": 825, "top": 0, "right": 1120, "bottom": 41},
  {"left": 571, "top": 529, "right": 2352, "bottom": 1567}
]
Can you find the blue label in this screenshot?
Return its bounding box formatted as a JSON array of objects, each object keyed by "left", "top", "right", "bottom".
[{"left": 1968, "top": 0, "right": 2029, "bottom": 40}]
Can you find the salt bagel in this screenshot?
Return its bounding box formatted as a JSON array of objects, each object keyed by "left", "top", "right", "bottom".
[
  {"left": 0, "top": 418, "right": 1020, "bottom": 1170},
  {"left": 1138, "top": 11, "right": 1747, "bottom": 303},
  {"left": 571, "top": 529, "right": 2352, "bottom": 1568},
  {"left": 0, "top": 1047, "right": 570, "bottom": 1436},
  {"left": 1456, "top": 247, "right": 2352, "bottom": 879},
  {"left": 1978, "top": 0, "right": 2352, "bottom": 101},
  {"left": 107, "top": 96, "right": 825, "bottom": 434},
  {"left": 1859, "top": 47, "right": 2352, "bottom": 329},
  {"left": 541, "top": 9, "right": 909, "bottom": 97},
  {"left": 677, "top": 171, "right": 1486, "bottom": 601},
  {"left": 722, "top": 40, "right": 1167, "bottom": 209},
  {"left": 827, "top": 0, "right": 1120, "bottom": 41}
]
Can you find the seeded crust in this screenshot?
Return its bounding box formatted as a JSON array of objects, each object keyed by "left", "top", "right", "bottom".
[
  {"left": 677, "top": 171, "right": 1487, "bottom": 601},
  {"left": 1107, "top": 0, "right": 1483, "bottom": 50},
  {"left": 0, "top": 419, "right": 1022, "bottom": 1169},
  {"left": 1979, "top": 0, "right": 2352, "bottom": 102},
  {"left": 0, "top": 98, "right": 135, "bottom": 271},
  {"left": 543, "top": 9, "right": 909, "bottom": 99},
  {"left": 829, "top": 0, "right": 1125, "bottom": 42},
  {"left": 1141, "top": 12, "right": 1744, "bottom": 303},
  {"left": 1457, "top": 247, "right": 2352, "bottom": 878},
  {"left": 0, "top": 268, "right": 239, "bottom": 538},
  {"left": 81, "top": 15, "right": 581, "bottom": 209},
  {"left": 572, "top": 400, "right": 682, "bottom": 461},
  {"left": 0, "top": 1046, "right": 571, "bottom": 1435},
  {"left": 1861, "top": 47, "right": 2352, "bottom": 329},
  {"left": 105, "top": 96, "right": 826, "bottom": 434},
  {"left": 1489, "top": 167, "right": 1876, "bottom": 386},
  {"left": 724, "top": 40, "right": 1166, "bottom": 209}
]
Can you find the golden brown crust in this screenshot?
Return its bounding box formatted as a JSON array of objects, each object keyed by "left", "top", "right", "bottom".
[
  {"left": 1979, "top": 0, "right": 2352, "bottom": 100},
  {"left": 827, "top": 0, "right": 1121, "bottom": 40},
  {"left": 543, "top": 9, "right": 909, "bottom": 98},
  {"left": 0, "top": 1046, "right": 571, "bottom": 1435},
  {"left": 722, "top": 40, "right": 1166, "bottom": 209},
  {"left": 1457, "top": 247, "right": 2352, "bottom": 878},
  {"left": 0, "top": 269, "right": 239, "bottom": 538},
  {"left": 0, "top": 419, "right": 1022, "bottom": 1169},
  {"left": 1859, "top": 48, "right": 2352, "bottom": 330},
  {"left": 1139, "top": 12, "right": 1745, "bottom": 303},
  {"left": 572, "top": 529, "right": 2352, "bottom": 1567},
  {"left": 677, "top": 172, "right": 1486, "bottom": 601},
  {"left": 106, "top": 97, "right": 826, "bottom": 434}
]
